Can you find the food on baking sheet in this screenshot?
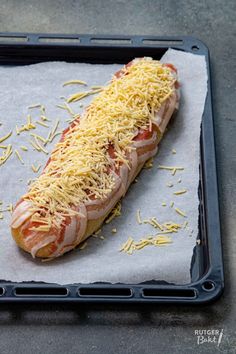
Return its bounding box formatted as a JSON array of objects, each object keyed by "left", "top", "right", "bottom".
[{"left": 11, "top": 57, "right": 180, "bottom": 259}]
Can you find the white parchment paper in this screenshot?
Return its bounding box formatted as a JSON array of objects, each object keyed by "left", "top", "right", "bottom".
[{"left": 0, "top": 49, "right": 207, "bottom": 285}]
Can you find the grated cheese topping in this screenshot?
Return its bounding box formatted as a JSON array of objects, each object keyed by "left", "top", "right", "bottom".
[{"left": 23, "top": 58, "right": 176, "bottom": 230}]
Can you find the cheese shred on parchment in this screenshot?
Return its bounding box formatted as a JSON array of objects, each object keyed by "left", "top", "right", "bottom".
[
  {"left": 15, "top": 149, "right": 24, "bottom": 164},
  {"left": 173, "top": 189, "right": 187, "bottom": 195},
  {"left": 23, "top": 58, "right": 176, "bottom": 231},
  {"left": 63, "top": 79, "right": 87, "bottom": 87},
  {"left": 175, "top": 207, "right": 187, "bottom": 217},
  {"left": 120, "top": 234, "right": 172, "bottom": 254},
  {"left": 105, "top": 201, "right": 122, "bottom": 224},
  {"left": 0, "top": 131, "right": 12, "bottom": 144},
  {"left": 0, "top": 144, "right": 12, "bottom": 166}
]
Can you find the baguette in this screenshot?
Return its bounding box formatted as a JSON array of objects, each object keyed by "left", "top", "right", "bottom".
[{"left": 11, "top": 57, "right": 180, "bottom": 259}]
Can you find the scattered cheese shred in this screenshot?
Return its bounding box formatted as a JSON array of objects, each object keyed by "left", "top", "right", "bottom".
[
  {"left": 119, "top": 236, "right": 134, "bottom": 252},
  {"left": 158, "top": 165, "right": 184, "bottom": 175},
  {"left": 173, "top": 189, "right": 187, "bottom": 195},
  {"left": 151, "top": 217, "right": 164, "bottom": 231},
  {"left": 166, "top": 182, "right": 173, "bottom": 188},
  {"left": 91, "top": 85, "right": 103, "bottom": 90},
  {"left": 120, "top": 234, "right": 172, "bottom": 254},
  {"left": 29, "top": 139, "right": 41, "bottom": 151},
  {"left": 7, "top": 203, "right": 13, "bottom": 213},
  {"left": 30, "top": 133, "right": 47, "bottom": 144},
  {"left": 34, "top": 137, "right": 49, "bottom": 155},
  {"left": 17, "top": 116, "right": 36, "bottom": 134},
  {"left": 79, "top": 241, "right": 88, "bottom": 250},
  {"left": 36, "top": 120, "right": 49, "bottom": 128},
  {"left": 23, "top": 58, "right": 175, "bottom": 230},
  {"left": 136, "top": 209, "right": 142, "bottom": 224},
  {"left": 46, "top": 119, "right": 60, "bottom": 144},
  {"left": 63, "top": 79, "right": 87, "bottom": 87},
  {"left": 57, "top": 103, "right": 75, "bottom": 116},
  {"left": 183, "top": 221, "right": 188, "bottom": 229},
  {"left": 105, "top": 202, "right": 122, "bottom": 224},
  {"left": 0, "top": 213, "right": 3, "bottom": 219},
  {"left": 28, "top": 104, "right": 42, "bottom": 109},
  {"left": 170, "top": 201, "right": 174, "bottom": 208},
  {"left": 20, "top": 146, "right": 28, "bottom": 151},
  {"left": 144, "top": 157, "right": 153, "bottom": 169},
  {"left": 15, "top": 149, "right": 24, "bottom": 164},
  {"left": 0, "top": 144, "right": 12, "bottom": 166},
  {"left": 112, "top": 228, "right": 117, "bottom": 233},
  {"left": 175, "top": 207, "right": 187, "bottom": 217},
  {"left": 172, "top": 149, "right": 176, "bottom": 154},
  {"left": 162, "top": 202, "right": 167, "bottom": 207},
  {"left": 67, "top": 89, "right": 102, "bottom": 103},
  {"left": 0, "top": 131, "right": 12, "bottom": 144},
  {"left": 40, "top": 115, "right": 51, "bottom": 122},
  {"left": 31, "top": 164, "right": 42, "bottom": 173}
]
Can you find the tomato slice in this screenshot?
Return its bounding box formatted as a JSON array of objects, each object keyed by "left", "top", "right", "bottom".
[{"left": 133, "top": 129, "right": 152, "bottom": 141}]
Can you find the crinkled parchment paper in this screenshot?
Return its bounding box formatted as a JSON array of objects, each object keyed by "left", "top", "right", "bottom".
[{"left": 0, "top": 49, "right": 207, "bottom": 284}]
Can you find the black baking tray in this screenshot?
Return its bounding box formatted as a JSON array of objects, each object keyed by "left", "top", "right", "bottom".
[{"left": 0, "top": 33, "right": 223, "bottom": 304}]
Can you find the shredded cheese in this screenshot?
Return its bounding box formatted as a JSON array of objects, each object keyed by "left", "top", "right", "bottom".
[
  {"left": 0, "top": 131, "right": 12, "bottom": 144},
  {"left": 79, "top": 241, "right": 88, "bottom": 250},
  {"left": 67, "top": 89, "right": 102, "bottom": 104},
  {"left": 158, "top": 165, "right": 184, "bottom": 175},
  {"left": 173, "top": 189, "right": 187, "bottom": 195},
  {"left": 34, "top": 137, "right": 49, "bottom": 155},
  {"left": 30, "top": 133, "right": 47, "bottom": 144},
  {"left": 175, "top": 207, "right": 187, "bottom": 217},
  {"left": 29, "top": 139, "right": 41, "bottom": 151},
  {"left": 28, "top": 104, "right": 42, "bottom": 109},
  {"left": 20, "top": 146, "right": 28, "bottom": 151},
  {"left": 31, "top": 164, "right": 42, "bottom": 173},
  {"left": 63, "top": 79, "right": 87, "bottom": 86},
  {"left": 183, "top": 221, "right": 188, "bottom": 229},
  {"left": 144, "top": 157, "right": 153, "bottom": 169},
  {"left": 23, "top": 58, "right": 175, "bottom": 230},
  {"left": 105, "top": 201, "right": 122, "bottom": 224},
  {"left": 120, "top": 234, "right": 172, "bottom": 254},
  {"left": 57, "top": 103, "right": 75, "bottom": 116},
  {"left": 17, "top": 117, "right": 36, "bottom": 134},
  {"left": 40, "top": 115, "right": 51, "bottom": 122},
  {"left": 136, "top": 209, "right": 142, "bottom": 224},
  {"left": 36, "top": 120, "right": 49, "bottom": 128},
  {"left": 0, "top": 144, "right": 12, "bottom": 166},
  {"left": 15, "top": 149, "right": 24, "bottom": 164}
]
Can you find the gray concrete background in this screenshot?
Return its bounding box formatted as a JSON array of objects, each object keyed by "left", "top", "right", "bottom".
[{"left": 0, "top": 0, "right": 235, "bottom": 353}]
